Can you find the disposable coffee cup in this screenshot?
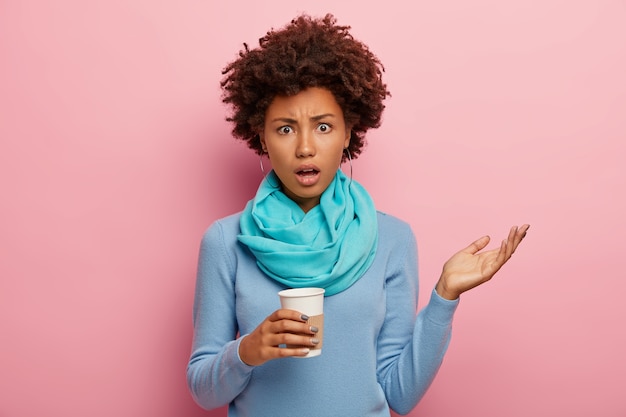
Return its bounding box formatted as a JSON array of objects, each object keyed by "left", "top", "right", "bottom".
[{"left": 278, "top": 287, "right": 325, "bottom": 358}]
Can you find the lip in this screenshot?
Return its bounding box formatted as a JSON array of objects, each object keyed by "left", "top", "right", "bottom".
[{"left": 294, "top": 164, "right": 321, "bottom": 186}]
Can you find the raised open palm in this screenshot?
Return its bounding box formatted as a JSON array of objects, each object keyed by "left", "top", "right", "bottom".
[{"left": 436, "top": 224, "right": 530, "bottom": 300}]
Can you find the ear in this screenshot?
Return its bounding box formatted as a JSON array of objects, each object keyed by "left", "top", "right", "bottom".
[
  {"left": 258, "top": 132, "right": 267, "bottom": 153},
  {"left": 343, "top": 128, "right": 352, "bottom": 149}
]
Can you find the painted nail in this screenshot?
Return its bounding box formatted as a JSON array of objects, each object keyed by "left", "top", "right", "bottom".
[
  {"left": 300, "top": 314, "right": 309, "bottom": 321},
  {"left": 310, "top": 326, "right": 319, "bottom": 333},
  {"left": 311, "top": 338, "right": 320, "bottom": 345}
]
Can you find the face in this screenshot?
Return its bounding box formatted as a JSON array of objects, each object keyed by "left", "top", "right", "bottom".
[{"left": 260, "top": 87, "right": 351, "bottom": 213}]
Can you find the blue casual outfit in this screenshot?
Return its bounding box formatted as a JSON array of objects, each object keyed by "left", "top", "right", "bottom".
[{"left": 187, "top": 171, "right": 459, "bottom": 416}]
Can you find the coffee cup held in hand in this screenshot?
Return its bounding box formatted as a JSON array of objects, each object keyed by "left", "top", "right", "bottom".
[{"left": 278, "top": 287, "right": 325, "bottom": 358}]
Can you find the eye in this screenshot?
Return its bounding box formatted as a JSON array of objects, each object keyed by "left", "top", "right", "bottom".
[
  {"left": 316, "top": 123, "right": 332, "bottom": 133},
  {"left": 277, "top": 126, "right": 293, "bottom": 135}
]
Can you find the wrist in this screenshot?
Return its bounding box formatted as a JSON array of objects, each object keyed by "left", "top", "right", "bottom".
[
  {"left": 435, "top": 277, "right": 460, "bottom": 301},
  {"left": 238, "top": 335, "right": 256, "bottom": 366}
]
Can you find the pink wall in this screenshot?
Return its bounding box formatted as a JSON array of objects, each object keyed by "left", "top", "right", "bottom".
[{"left": 1, "top": 1, "right": 625, "bottom": 416}]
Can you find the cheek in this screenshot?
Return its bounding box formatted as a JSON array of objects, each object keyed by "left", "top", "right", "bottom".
[{"left": 335, "top": 140, "right": 348, "bottom": 157}]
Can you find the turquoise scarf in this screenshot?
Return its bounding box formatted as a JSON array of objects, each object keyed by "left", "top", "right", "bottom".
[{"left": 238, "top": 170, "right": 378, "bottom": 296}]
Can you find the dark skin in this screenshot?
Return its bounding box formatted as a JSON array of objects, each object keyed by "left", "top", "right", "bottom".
[
  {"left": 435, "top": 224, "right": 530, "bottom": 300},
  {"left": 239, "top": 309, "right": 318, "bottom": 365}
]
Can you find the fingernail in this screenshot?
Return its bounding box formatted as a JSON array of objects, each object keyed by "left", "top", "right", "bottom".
[
  {"left": 310, "top": 326, "right": 319, "bottom": 333},
  {"left": 301, "top": 348, "right": 310, "bottom": 354},
  {"left": 300, "top": 314, "right": 309, "bottom": 321},
  {"left": 311, "top": 338, "right": 320, "bottom": 345}
]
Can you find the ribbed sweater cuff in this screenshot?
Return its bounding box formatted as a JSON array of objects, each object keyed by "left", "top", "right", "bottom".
[
  {"left": 424, "top": 288, "right": 459, "bottom": 326},
  {"left": 233, "top": 335, "right": 257, "bottom": 370}
]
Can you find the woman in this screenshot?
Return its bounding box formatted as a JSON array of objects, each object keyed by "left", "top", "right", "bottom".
[{"left": 187, "top": 14, "right": 529, "bottom": 417}]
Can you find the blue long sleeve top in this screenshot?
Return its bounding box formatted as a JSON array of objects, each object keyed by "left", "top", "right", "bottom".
[{"left": 187, "top": 211, "right": 459, "bottom": 416}]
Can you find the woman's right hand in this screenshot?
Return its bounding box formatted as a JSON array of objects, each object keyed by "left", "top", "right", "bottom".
[{"left": 238, "top": 309, "right": 320, "bottom": 366}]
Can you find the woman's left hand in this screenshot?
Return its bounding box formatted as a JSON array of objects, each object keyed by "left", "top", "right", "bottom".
[{"left": 435, "top": 224, "right": 530, "bottom": 300}]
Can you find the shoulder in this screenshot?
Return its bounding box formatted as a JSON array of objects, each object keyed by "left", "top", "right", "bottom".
[
  {"left": 201, "top": 211, "right": 243, "bottom": 246},
  {"left": 376, "top": 210, "right": 416, "bottom": 247},
  {"left": 376, "top": 211, "right": 414, "bottom": 235},
  {"left": 211, "top": 211, "right": 243, "bottom": 232},
  {"left": 197, "top": 211, "right": 247, "bottom": 272}
]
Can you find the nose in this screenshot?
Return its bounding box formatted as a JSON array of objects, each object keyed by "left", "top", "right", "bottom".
[{"left": 296, "top": 130, "right": 315, "bottom": 158}]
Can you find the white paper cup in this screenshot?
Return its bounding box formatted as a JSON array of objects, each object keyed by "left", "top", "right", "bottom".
[{"left": 278, "top": 287, "right": 325, "bottom": 358}]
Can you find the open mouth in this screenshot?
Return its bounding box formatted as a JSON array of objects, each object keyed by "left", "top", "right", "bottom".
[{"left": 297, "top": 168, "right": 319, "bottom": 177}]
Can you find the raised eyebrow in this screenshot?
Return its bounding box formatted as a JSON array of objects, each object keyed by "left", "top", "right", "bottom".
[
  {"left": 311, "top": 113, "right": 336, "bottom": 122},
  {"left": 269, "top": 114, "right": 337, "bottom": 124},
  {"left": 270, "top": 117, "right": 298, "bottom": 124}
]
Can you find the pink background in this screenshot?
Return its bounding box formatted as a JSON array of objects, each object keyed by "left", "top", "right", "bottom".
[{"left": 1, "top": 1, "right": 625, "bottom": 416}]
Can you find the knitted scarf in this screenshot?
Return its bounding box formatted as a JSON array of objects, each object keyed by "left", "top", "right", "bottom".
[{"left": 238, "top": 170, "right": 378, "bottom": 296}]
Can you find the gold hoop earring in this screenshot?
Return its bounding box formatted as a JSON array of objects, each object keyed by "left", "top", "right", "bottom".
[
  {"left": 344, "top": 148, "right": 353, "bottom": 185},
  {"left": 259, "top": 153, "right": 279, "bottom": 187}
]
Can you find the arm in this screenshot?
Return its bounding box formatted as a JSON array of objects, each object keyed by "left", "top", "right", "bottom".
[
  {"left": 186, "top": 222, "right": 254, "bottom": 410},
  {"left": 377, "top": 223, "right": 529, "bottom": 414},
  {"left": 377, "top": 227, "right": 459, "bottom": 415},
  {"left": 186, "top": 222, "right": 319, "bottom": 409}
]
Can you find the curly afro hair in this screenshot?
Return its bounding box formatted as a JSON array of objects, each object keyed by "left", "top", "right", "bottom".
[{"left": 220, "top": 13, "right": 390, "bottom": 160}]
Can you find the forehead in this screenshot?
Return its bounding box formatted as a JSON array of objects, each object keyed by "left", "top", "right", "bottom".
[{"left": 266, "top": 87, "right": 343, "bottom": 118}]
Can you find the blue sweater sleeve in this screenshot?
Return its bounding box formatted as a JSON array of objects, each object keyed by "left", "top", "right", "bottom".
[
  {"left": 186, "top": 221, "right": 254, "bottom": 410},
  {"left": 376, "top": 225, "right": 459, "bottom": 415}
]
